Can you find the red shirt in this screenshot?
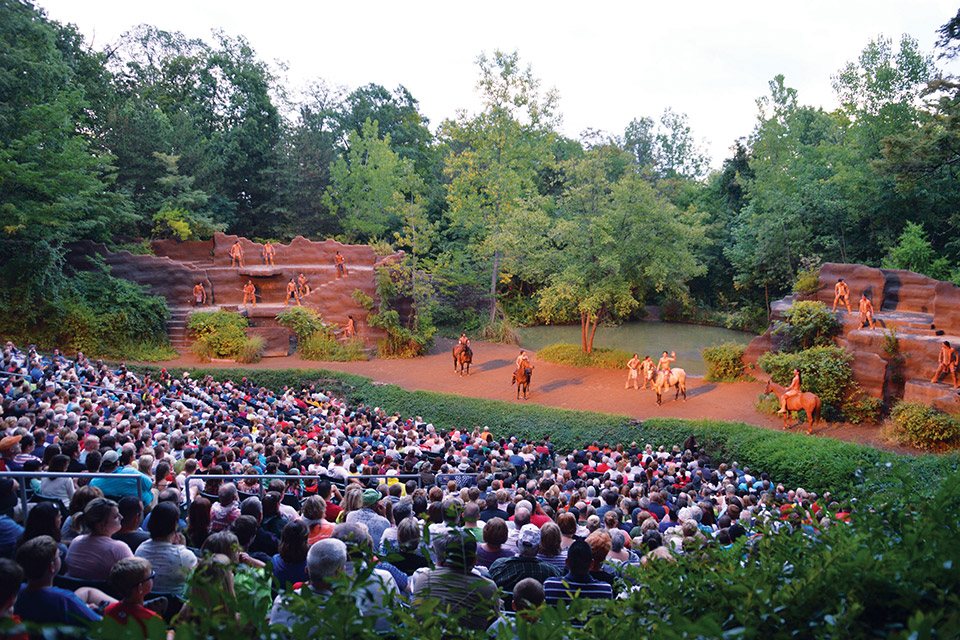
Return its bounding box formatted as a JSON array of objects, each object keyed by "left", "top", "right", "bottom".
[{"left": 103, "top": 602, "right": 160, "bottom": 637}]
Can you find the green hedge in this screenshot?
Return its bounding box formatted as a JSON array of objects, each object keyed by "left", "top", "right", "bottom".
[
  {"left": 536, "top": 343, "right": 633, "bottom": 369},
  {"left": 125, "top": 365, "right": 960, "bottom": 496},
  {"left": 701, "top": 341, "right": 747, "bottom": 381}
]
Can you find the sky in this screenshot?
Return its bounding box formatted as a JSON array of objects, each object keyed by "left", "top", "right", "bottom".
[{"left": 37, "top": 0, "right": 960, "bottom": 169}]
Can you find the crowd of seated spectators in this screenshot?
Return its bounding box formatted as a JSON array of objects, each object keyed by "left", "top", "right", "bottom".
[{"left": 0, "top": 341, "right": 849, "bottom": 635}]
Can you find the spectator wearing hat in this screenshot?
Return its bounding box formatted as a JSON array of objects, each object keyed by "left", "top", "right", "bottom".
[
  {"left": 345, "top": 488, "right": 390, "bottom": 551},
  {"left": 89, "top": 450, "right": 153, "bottom": 506},
  {"left": 488, "top": 524, "right": 561, "bottom": 597},
  {"left": 0, "top": 436, "right": 23, "bottom": 471}
]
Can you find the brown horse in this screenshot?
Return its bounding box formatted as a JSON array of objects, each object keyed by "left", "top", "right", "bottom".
[
  {"left": 653, "top": 368, "right": 686, "bottom": 405},
  {"left": 512, "top": 366, "right": 531, "bottom": 400},
  {"left": 763, "top": 380, "right": 821, "bottom": 434},
  {"left": 452, "top": 344, "right": 472, "bottom": 376}
]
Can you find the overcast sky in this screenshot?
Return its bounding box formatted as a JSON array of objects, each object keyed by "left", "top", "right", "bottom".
[{"left": 38, "top": 0, "right": 960, "bottom": 169}]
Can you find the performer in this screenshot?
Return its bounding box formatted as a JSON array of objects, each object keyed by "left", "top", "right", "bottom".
[
  {"left": 931, "top": 341, "right": 959, "bottom": 388},
  {"left": 192, "top": 282, "right": 206, "bottom": 307},
  {"left": 777, "top": 369, "right": 802, "bottom": 415},
  {"left": 625, "top": 354, "right": 641, "bottom": 390},
  {"left": 297, "top": 273, "right": 310, "bottom": 298},
  {"left": 344, "top": 315, "right": 356, "bottom": 339},
  {"left": 284, "top": 279, "right": 300, "bottom": 306},
  {"left": 658, "top": 351, "right": 676, "bottom": 373},
  {"left": 458, "top": 333, "right": 470, "bottom": 347},
  {"left": 334, "top": 251, "right": 348, "bottom": 278},
  {"left": 832, "top": 278, "right": 851, "bottom": 313},
  {"left": 229, "top": 240, "right": 244, "bottom": 268},
  {"left": 242, "top": 280, "right": 256, "bottom": 308},
  {"left": 262, "top": 241, "right": 276, "bottom": 266},
  {"left": 640, "top": 355, "right": 655, "bottom": 389},
  {"left": 515, "top": 350, "right": 532, "bottom": 373},
  {"left": 857, "top": 294, "right": 875, "bottom": 330}
]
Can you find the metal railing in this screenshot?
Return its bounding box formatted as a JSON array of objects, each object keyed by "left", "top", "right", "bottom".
[{"left": 0, "top": 470, "right": 145, "bottom": 517}]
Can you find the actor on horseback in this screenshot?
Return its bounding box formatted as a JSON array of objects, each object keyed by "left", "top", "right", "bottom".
[{"left": 777, "top": 369, "right": 801, "bottom": 415}]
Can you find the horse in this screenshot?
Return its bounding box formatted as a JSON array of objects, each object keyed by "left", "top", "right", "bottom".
[
  {"left": 511, "top": 366, "right": 532, "bottom": 400},
  {"left": 652, "top": 368, "right": 687, "bottom": 406},
  {"left": 763, "top": 380, "right": 821, "bottom": 434},
  {"left": 452, "top": 344, "right": 472, "bottom": 376}
]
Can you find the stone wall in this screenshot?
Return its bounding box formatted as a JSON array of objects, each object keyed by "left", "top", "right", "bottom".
[
  {"left": 745, "top": 262, "right": 960, "bottom": 414},
  {"left": 68, "top": 233, "right": 408, "bottom": 356}
]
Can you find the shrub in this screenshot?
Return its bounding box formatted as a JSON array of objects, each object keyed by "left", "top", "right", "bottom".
[
  {"left": 758, "top": 345, "right": 855, "bottom": 420},
  {"left": 754, "top": 392, "right": 780, "bottom": 415},
  {"left": 188, "top": 310, "right": 249, "bottom": 361},
  {"left": 842, "top": 393, "right": 883, "bottom": 425},
  {"left": 702, "top": 342, "right": 748, "bottom": 381},
  {"left": 537, "top": 343, "right": 632, "bottom": 369},
  {"left": 276, "top": 307, "right": 328, "bottom": 339},
  {"left": 890, "top": 401, "right": 960, "bottom": 450},
  {"left": 236, "top": 335, "right": 265, "bottom": 364},
  {"left": 772, "top": 300, "right": 840, "bottom": 352},
  {"left": 479, "top": 315, "right": 520, "bottom": 345},
  {"left": 299, "top": 331, "right": 367, "bottom": 362},
  {"left": 793, "top": 255, "right": 822, "bottom": 297}
]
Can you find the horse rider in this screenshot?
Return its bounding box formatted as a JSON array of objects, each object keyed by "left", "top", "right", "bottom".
[
  {"left": 516, "top": 350, "right": 532, "bottom": 374},
  {"left": 458, "top": 333, "right": 470, "bottom": 348},
  {"left": 657, "top": 351, "right": 676, "bottom": 376},
  {"left": 625, "top": 354, "right": 641, "bottom": 390},
  {"left": 777, "top": 368, "right": 802, "bottom": 415}
]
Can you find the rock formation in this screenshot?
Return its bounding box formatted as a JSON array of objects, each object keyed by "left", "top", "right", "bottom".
[
  {"left": 68, "top": 233, "right": 407, "bottom": 356},
  {"left": 744, "top": 262, "right": 960, "bottom": 414}
]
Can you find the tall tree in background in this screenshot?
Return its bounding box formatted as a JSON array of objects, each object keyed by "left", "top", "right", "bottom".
[
  {"left": 441, "top": 50, "right": 559, "bottom": 325},
  {"left": 538, "top": 145, "right": 705, "bottom": 352}
]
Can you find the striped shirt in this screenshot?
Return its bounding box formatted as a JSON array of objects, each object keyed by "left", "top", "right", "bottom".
[{"left": 543, "top": 573, "right": 613, "bottom": 604}]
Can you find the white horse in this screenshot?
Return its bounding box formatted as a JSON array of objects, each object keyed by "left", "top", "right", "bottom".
[{"left": 653, "top": 368, "right": 687, "bottom": 405}]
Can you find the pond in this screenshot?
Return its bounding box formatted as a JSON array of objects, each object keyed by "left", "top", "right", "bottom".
[{"left": 516, "top": 322, "right": 757, "bottom": 376}]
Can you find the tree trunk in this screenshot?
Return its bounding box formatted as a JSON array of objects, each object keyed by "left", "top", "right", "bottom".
[
  {"left": 765, "top": 282, "right": 771, "bottom": 326},
  {"left": 581, "top": 312, "right": 588, "bottom": 352},
  {"left": 489, "top": 249, "right": 499, "bottom": 325},
  {"left": 586, "top": 308, "right": 603, "bottom": 354}
]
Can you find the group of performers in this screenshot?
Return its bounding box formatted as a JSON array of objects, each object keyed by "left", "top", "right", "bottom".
[
  {"left": 624, "top": 351, "right": 676, "bottom": 390},
  {"left": 832, "top": 278, "right": 875, "bottom": 330}
]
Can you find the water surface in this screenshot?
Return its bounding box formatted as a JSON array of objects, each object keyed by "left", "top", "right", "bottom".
[{"left": 516, "top": 322, "right": 756, "bottom": 376}]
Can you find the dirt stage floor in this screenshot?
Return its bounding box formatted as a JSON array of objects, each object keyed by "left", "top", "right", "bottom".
[{"left": 154, "top": 337, "right": 916, "bottom": 454}]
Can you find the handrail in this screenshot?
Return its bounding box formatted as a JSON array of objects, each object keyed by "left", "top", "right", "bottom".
[
  {"left": 0, "top": 470, "right": 145, "bottom": 518},
  {"left": 0, "top": 369, "right": 144, "bottom": 398}
]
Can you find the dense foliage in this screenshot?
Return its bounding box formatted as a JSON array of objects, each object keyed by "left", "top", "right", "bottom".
[
  {"left": 758, "top": 345, "right": 855, "bottom": 420},
  {"left": 701, "top": 341, "right": 749, "bottom": 381},
  {"left": 536, "top": 343, "right": 633, "bottom": 369},
  {"left": 891, "top": 401, "right": 960, "bottom": 450},
  {"left": 6, "top": 2, "right": 960, "bottom": 352},
  {"left": 187, "top": 310, "right": 262, "bottom": 363},
  {"left": 772, "top": 301, "right": 841, "bottom": 352}
]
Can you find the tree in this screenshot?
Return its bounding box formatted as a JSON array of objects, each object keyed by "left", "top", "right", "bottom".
[
  {"left": 621, "top": 108, "right": 710, "bottom": 180},
  {"left": 323, "top": 119, "right": 407, "bottom": 242},
  {"left": 882, "top": 221, "right": 953, "bottom": 280},
  {"left": 537, "top": 146, "right": 705, "bottom": 353},
  {"left": 441, "top": 50, "right": 559, "bottom": 325}
]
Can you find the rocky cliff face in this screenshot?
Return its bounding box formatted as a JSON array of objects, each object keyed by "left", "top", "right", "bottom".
[
  {"left": 744, "top": 263, "right": 960, "bottom": 414},
  {"left": 69, "top": 233, "right": 408, "bottom": 356}
]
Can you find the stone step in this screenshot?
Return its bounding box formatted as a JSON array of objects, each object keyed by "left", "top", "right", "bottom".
[{"left": 903, "top": 378, "right": 959, "bottom": 404}]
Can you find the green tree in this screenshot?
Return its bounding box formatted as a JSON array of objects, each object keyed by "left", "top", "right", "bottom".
[
  {"left": 441, "top": 50, "right": 559, "bottom": 325},
  {"left": 324, "top": 119, "right": 407, "bottom": 242},
  {"left": 882, "top": 221, "right": 952, "bottom": 280},
  {"left": 537, "top": 146, "right": 705, "bottom": 352}
]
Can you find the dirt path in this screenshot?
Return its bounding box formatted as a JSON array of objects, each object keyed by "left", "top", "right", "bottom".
[{"left": 153, "top": 338, "right": 912, "bottom": 454}]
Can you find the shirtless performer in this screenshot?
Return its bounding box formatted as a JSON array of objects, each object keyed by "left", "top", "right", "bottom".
[
  {"left": 242, "top": 280, "right": 257, "bottom": 308},
  {"left": 777, "top": 368, "right": 802, "bottom": 415},
  {"left": 344, "top": 315, "right": 356, "bottom": 339},
  {"left": 832, "top": 278, "right": 851, "bottom": 313},
  {"left": 229, "top": 241, "right": 244, "bottom": 268},
  {"left": 458, "top": 333, "right": 470, "bottom": 348},
  {"left": 515, "top": 350, "right": 532, "bottom": 373},
  {"left": 262, "top": 241, "right": 276, "bottom": 266},
  {"left": 297, "top": 273, "right": 310, "bottom": 298},
  {"left": 334, "top": 251, "right": 348, "bottom": 278},
  {"left": 640, "top": 355, "right": 655, "bottom": 389},
  {"left": 931, "top": 341, "right": 959, "bottom": 388},
  {"left": 658, "top": 351, "right": 676, "bottom": 374},
  {"left": 284, "top": 279, "right": 300, "bottom": 307},
  {"left": 625, "top": 354, "right": 641, "bottom": 390},
  {"left": 857, "top": 294, "right": 875, "bottom": 330},
  {"left": 192, "top": 282, "right": 206, "bottom": 307}
]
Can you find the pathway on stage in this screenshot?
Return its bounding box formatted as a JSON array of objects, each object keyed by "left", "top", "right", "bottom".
[{"left": 153, "top": 337, "right": 912, "bottom": 453}]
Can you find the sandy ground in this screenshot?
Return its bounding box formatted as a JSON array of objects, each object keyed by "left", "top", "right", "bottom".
[{"left": 152, "top": 338, "right": 913, "bottom": 454}]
